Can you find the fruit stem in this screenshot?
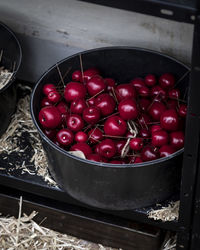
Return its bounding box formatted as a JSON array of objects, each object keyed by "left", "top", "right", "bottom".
[
  {"left": 86, "top": 89, "right": 105, "bottom": 101},
  {"left": 174, "top": 69, "right": 190, "bottom": 88},
  {"left": 79, "top": 54, "right": 85, "bottom": 84},
  {"left": 56, "top": 63, "right": 65, "bottom": 88},
  {"left": 121, "top": 138, "right": 131, "bottom": 158},
  {"left": 98, "top": 112, "right": 119, "bottom": 122},
  {"left": 111, "top": 87, "right": 118, "bottom": 104}
]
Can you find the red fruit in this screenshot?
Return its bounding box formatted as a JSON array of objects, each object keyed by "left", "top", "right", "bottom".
[
  {"left": 56, "top": 128, "right": 74, "bottom": 146},
  {"left": 57, "top": 101, "right": 69, "bottom": 114},
  {"left": 75, "top": 131, "right": 88, "bottom": 142},
  {"left": 170, "top": 131, "right": 184, "bottom": 149},
  {"left": 115, "top": 84, "right": 136, "bottom": 101},
  {"left": 139, "top": 128, "right": 150, "bottom": 139},
  {"left": 148, "top": 102, "right": 167, "bottom": 121},
  {"left": 39, "top": 106, "right": 61, "bottom": 129},
  {"left": 104, "top": 115, "right": 127, "bottom": 136},
  {"left": 134, "top": 157, "right": 143, "bottom": 163},
  {"left": 41, "top": 97, "right": 53, "bottom": 107},
  {"left": 95, "top": 93, "right": 116, "bottom": 116},
  {"left": 126, "top": 131, "right": 134, "bottom": 138},
  {"left": 138, "top": 86, "right": 150, "bottom": 97},
  {"left": 130, "top": 138, "right": 143, "bottom": 151},
  {"left": 67, "top": 114, "right": 84, "bottom": 132},
  {"left": 159, "top": 145, "right": 175, "bottom": 158},
  {"left": 98, "top": 139, "right": 116, "bottom": 158},
  {"left": 118, "top": 98, "right": 138, "bottom": 120},
  {"left": 83, "top": 106, "right": 101, "bottom": 124},
  {"left": 53, "top": 138, "right": 65, "bottom": 149},
  {"left": 47, "top": 90, "right": 61, "bottom": 103},
  {"left": 86, "top": 76, "right": 106, "bottom": 96},
  {"left": 160, "top": 109, "right": 179, "bottom": 131},
  {"left": 104, "top": 78, "right": 116, "bottom": 91},
  {"left": 145, "top": 74, "right": 156, "bottom": 87},
  {"left": 43, "top": 84, "right": 56, "bottom": 96},
  {"left": 167, "top": 99, "right": 178, "bottom": 109},
  {"left": 64, "top": 82, "right": 86, "bottom": 102},
  {"left": 139, "top": 98, "right": 151, "bottom": 112},
  {"left": 115, "top": 140, "right": 126, "bottom": 154},
  {"left": 88, "top": 128, "right": 103, "bottom": 144},
  {"left": 159, "top": 73, "right": 175, "bottom": 89},
  {"left": 87, "top": 97, "right": 96, "bottom": 106},
  {"left": 150, "top": 125, "right": 162, "bottom": 134},
  {"left": 94, "top": 143, "right": 100, "bottom": 154},
  {"left": 130, "top": 78, "right": 145, "bottom": 90},
  {"left": 152, "top": 130, "right": 169, "bottom": 147},
  {"left": 151, "top": 86, "right": 167, "bottom": 100},
  {"left": 83, "top": 68, "right": 100, "bottom": 83},
  {"left": 43, "top": 128, "right": 56, "bottom": 139},
  {"left": 70, "top": 98, "right": 87, "bottom": 114},
  {"left": 70, "top": 142, "right": 92, "bottom": 157},
  {"left": 178, "top": 104, "right": 187, "bottom": 118},
  {"left": 72, "top": 70, "right": 82, "bottom": 82},
  {"left": 168, "top": 89, "right": 180, "bottom": 99},
  {"left": 141, "top": 146, "right": 159, "bottom": 162},
  {"left": 87, "top": 154, "right": 102, "bottom": 162},
  {"left": 138, "top": 113, "right": 151, "bottom": 127}
]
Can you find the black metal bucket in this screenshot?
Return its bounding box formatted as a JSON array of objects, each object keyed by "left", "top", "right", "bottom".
[
  {"left": 0, "top": 22, "right": 22, "bottom": 136},
  {"left": 31, "top": 47, "right": 189, "bottom": 210}
]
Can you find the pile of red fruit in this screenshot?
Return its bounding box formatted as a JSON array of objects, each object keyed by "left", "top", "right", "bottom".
[{"left": 38, "top": 67, "right": 187, "bottom": 164}]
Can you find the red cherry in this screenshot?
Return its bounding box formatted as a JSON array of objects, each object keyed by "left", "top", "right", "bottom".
[
  {"left": 67, "top": 114, "right": 84, "bottom": 132},
  {"left": 141, "top": 146, "right": 159, "bottom": 162},
  {"left": 53, "top": 137, "right": 65, "bottom": 149},
  {"left": 104, "top": 115, "right": 127, "bottom": 136},
  {"left": 170, "top": 131, "right": 184, "bottom": 149},
  {"left": 95, "top": 93, "right": 116, "bottom": 116},
  {"left": 126, "top": 131, "right": 134, "bottom": 138},
  {"left": 134, "top": 157, "right": 143, "bottom": 163},
  {"left": 72, "top": 70, "right": 82, "bottom": 82},
  {"left": 70, "top": 98, "right": 87, "bottom": 114},
  {"left": 148, "top": 102, "right": 167, "bottom": 121},
  {"left": 130, "top": 138, "right": 143, "bottom": 151},
  {"left": 138, "top": 113, "right": 151, "bottom": 127},
  {"left": 178, "top": 104, "right": 187, "bottom": 118},
  {"left": 86, "top": 76, "right": 106, "bottom": 96},
  {"left": 167, "top": 99, "right": 178, "bottom": 109},
  {"left": 83, "top": 106, "right": 101, "bottom": 124},
  {"left": 70, "top": 142, "right": 92, "bottom": 157},
  {"left": 130, "top": 78, "right": 145, "bottom": 90},
  {"left": 159, "top": 73, "right": 175, "bottom": 89},
  {"left": 145, "top": 74, "right": 156, "bottom": 87},
  {"left": 75, "top": 131, "right": 88, "bottom": 142},
  {"left": 110, "top": 160, "right": 125, "bottom": 164},
  {"left": 104, "top": 78, "right": 116, "bottom": 91},
  {"left": 43, "top": 84, "right": 56, "bottom": 96},
  {"left": 87, "top": 97, "right": 96, "bottom": 106},
  {"left": 47, "top": 90, "right": 61, "bottom": 103},
  {"left": 138, "top": 86, "right": 150, "bottom": 97},
  {"left": 98, "top": 139, "right": 116, "bottom": 158},
  {"left": 57, "top": 101, "right": 69, "bottom": 114},
  {"left": 129, "top": 156, "right": 143, "bottom": 164},
  {"left": 160, "top": 109, "right": 179, "bottom": 131},
  {"left": 115, "top": 84, "right": 136, "bottom": 101},
  {"left": 152, "top": 130, "right": 169, "bottom": 147},
  {"left": 151, "top": 86, "right": 167, "bottom": 100},
  {"left": 94, "top": 143, "right": 100, "bottom": 154},
  {"left": 41, "top": 97, "right": 53, "bottom": 107},
  {"left": 139, "top": 98, "right": 151, "bottom": 112},
  {"left": 159, "top": 145, "right": 176, "bottom": 158},
  {"left": 43, "top": 128, "right": 57, "bottom": 139},
  {"left": 118, "top": 98, "right": 138, "bottom": 120},
  {"left": 168, "top": 89, "right": 180, "bottom": 99},
  {"left": 64, "top": 82, "right": 86, "bottom": 102},
  {"left": 86, "top": 154, "right": 102, "bottom": 162},
  {"left": 56, "top": 128, "right": 74, "bottom": 146},
  {"left": 150, "top": 125, "right": 162, "bottom": 134},
  {"left": 88, "top": 128, "right": 103, "bottom": 144},
  {"left": 39, "top": 106, "right": 61, "bottom": 129},
  {"left": 83, "top": 68, "right": 100, "bottom": 83},
  {"left": 139, "top": 128, "right": 150, "bottom": 139},
  {"left": 115, "top": 140, "right": 126, "bottom": 154}
]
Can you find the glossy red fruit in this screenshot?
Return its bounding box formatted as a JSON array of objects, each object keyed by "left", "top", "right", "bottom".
[
  {"left": 145, "top": 74, "right": 156, "bottom": 87},
  {"left": 118, "top": 98, "right": 138, "bottom": 120},
  {"left": 167, "top": 99, "right": 178, "bottom": 109},
  {"left": 70, "top": 98, "right": 87, "bottom": 114},
  {"left": 67, "top": 114, "right": 84, "bottom": 132},
  {"left": 160, "top": 109, "right": 179, "bottom": 131},
  {"left": 115, "top": 140, "right": 126, "bottom": 154},
  {"left": 151, "top": 86, "right": 167, "bottom": 100},
  {"left": 95, "top": 93, "right": 116, "bottom": 116},
  {"left": 139, "top": 128, "right": 150, "bottom": 139},
  {"left": 56, "top": 128, "right": 74, "bottom": 146},
  {"left": 104, "top": 115, "right": 127, "bottom": 136},
  {"left": 64, "top": 82, "right": 86, "bottom": 102},
  {"left": 87, "top": 154, "right": 102, "bottom": 162},
  {"left": 86, "top": 76, "right": 106, "bottom": 96},
  {"left": 170, "top": 131, "right": 184, "bottom": 149},
  {"left": 47, "top": 90, "right": 61, "bottom": 103},
  {"left": 41, "top": 97, "right": 53, "bottom": 107},
  {"left": 138, "top": 86, "right": 150, "bottom": 97},
  {"left": 83, "top": 68, "right": 100, "bottom": 83},
  {"left": 138, "top": 113, "right": 151, "bottom": 127},
  {"left": 159, "top": 73, "right": 175, "bottom": 89},
  {"left": 115, "top": 84, "right": 136, "bottom": 101},
  {"left": 75, "top": 131, "right": 88, "bottom": 142},
  {"left": 88, "top": 128, "right": 104, "bottom": 144},
  {"left": 150, "top": 125, "right": 162, "bottom": 134},
  {"left": 168, "top": 89, "right": 180, "bottom": 99},
  {"left": 159, "top": 145, "right": 175, "bottom": 158},
  {"left": 129, "top": 156, "right": 143, "bottom": 164},
  {"left": 130, "top": 138, "right": 143, "bottom": 151},
  {"left": 72, "top": 70, "right": 82, "bottom": 82},
  {"left": 98, "top": 139, "right": 116, "bottom": 158},
  {"left": 43, "top": 128, "right": 57, "bottom": 139},
  {"left": 130, "top": 78, "right": 145, "bottom": 90},
  {"left": 87, "top": 97, "right": 96, "bottom": 106},
  {"left": 43, "top": 84, "right": 56, "bottom": 96},
  {"left": 53, "top": 138, "right": 65, "bottom": 149},
  {"left": 139, "top": 98, "right": 151, "bottom": 112},
  {"left": 148, "top": 102, "right": 167, "bottom": 121},
  {"left": 83, "top": 106, "right": 101, "bottom": 124},
  {"left": 70, "top": 142, "right": 92, "bottom": 157},
  {"left": 57, "top": 101, "right": 68, "bottom": 114},
  {"left": 39, "top": 106, "right": 61, "bottom": 129},
  {"left": 152, "top": 130, "right": 169, "bottom": 147},
  {"left": 141, "top": 146, "right": 159, "bottom": 162},
  {"left": 104, "top": 78, "right": 116, "bottom": 91},
  {"left": 134, "top": 157, "right": 143, "bottom": 163},
  {"left": 94, "top": 143, "right": 100, "bottom": 154},
  {"left": 178, "top": 104, "right": 187, "bottom": 118}
]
